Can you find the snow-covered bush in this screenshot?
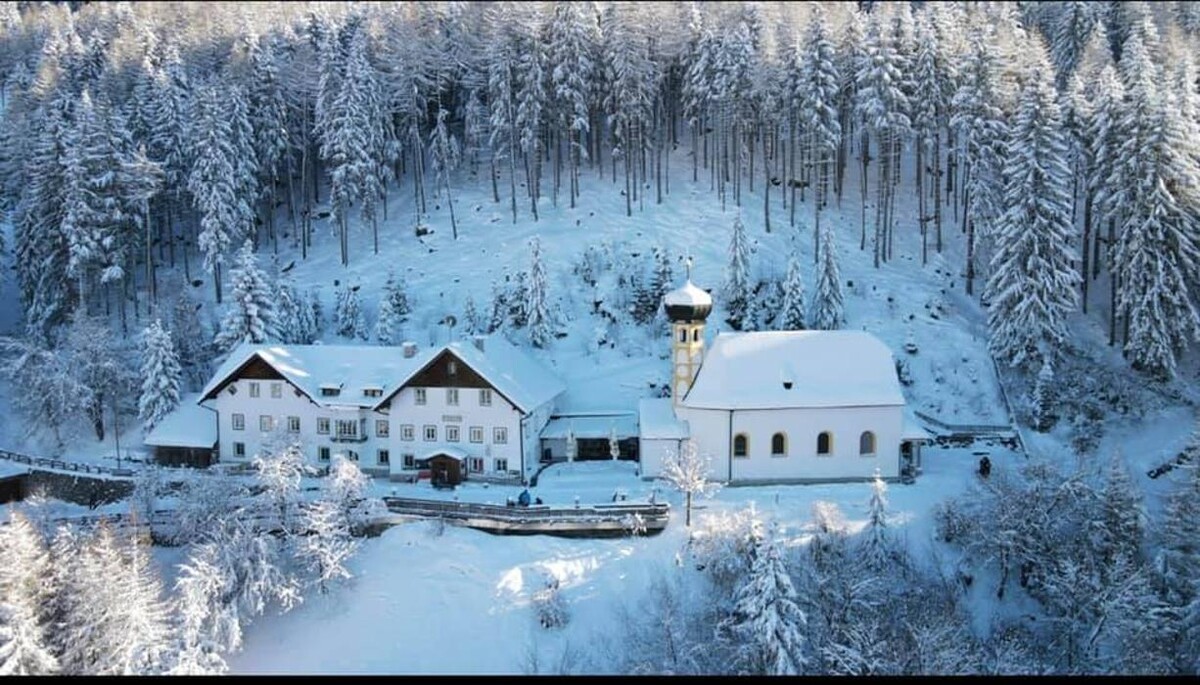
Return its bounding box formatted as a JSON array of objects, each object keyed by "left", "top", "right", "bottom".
[{"left": 532, "top": 573, "right": 569, "bottom": 630}]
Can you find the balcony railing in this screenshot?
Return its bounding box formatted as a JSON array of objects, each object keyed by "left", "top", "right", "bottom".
[{"left": 330, "top": 433, "right": 368, "bottom": 443}]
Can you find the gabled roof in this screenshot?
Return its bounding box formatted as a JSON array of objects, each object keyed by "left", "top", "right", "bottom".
[
  {"left": 144, "top": 395, "right": 218, "bottom": 448},
  {"left": 200, "top": 336, "right": 565, "bottom": 414},
  {"left": 682, "top": 330, "right": 906, "bottom": 410},
  {"left": 436, "top": 336, "right": 566, "bottom": 413},
  {"left": 200, "top": 342, "right": 438, "bottom": 409}
]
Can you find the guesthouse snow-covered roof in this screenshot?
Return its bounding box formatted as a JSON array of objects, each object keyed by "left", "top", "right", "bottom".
[
  {"left": 144, "top": 396, "right": 217, "bottom": 448},
  {"left": 540, "top": 414, "right": 638, "bottom": 440},
  {"left": 432, "top": 336, "right": 566, "bottom": 414},
  {"left": 201, "top": 343, "right": 438, "bottom": 408},
  {"left": 682, "top": 330, "right": 906, "bottom": 410},
  {"left": 200, "top": 336, "right": 564, "bottom": 414},
  {"left": 638, "top": 398, "right": 690, "bottom": 439}
]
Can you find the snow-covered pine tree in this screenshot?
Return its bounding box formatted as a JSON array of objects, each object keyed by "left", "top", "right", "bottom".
[
  {"left": 214, "top": 240, "right": 276, "bottom": 352},
  {"left": 984, "top": 41, "right": 1078, "bottom": 368},
  {"left": 1107, "top": 24, "right": 1200, "bottom": 378},
  {"left": 247, "top": 33, "right": 289, "bottom": 251},
  {"left": 334, "top": 284, "right": 367, "bottom": 341},
  {"left": 527, "top": 236, "right": 552, "bottom": 348},
  {"left": 103, "top": 527, "right": 173, "bottom": 675},
  {"left": 810, "top": 220, "right": 844, "bottom": 331},
  {"left": 1030, "top": 356, "right": 1057, "bottom": 432},
  {"left": 273, "top": 279, "right": 304, "bottom": 345},
  {"left": 138, "top": 318, "right": 181, "bottom": 433},
  {"left": 373, "top": 271, "right": 410, "bottom": 345},
  {"left": 1094, "top": 451, "right": 1145, "bottom": 572},
  {"left": 486, "top": 6, "right": 521, "bottom": 224},
  {"left": 1048, "top": 1, "right": 1100, "bottom": 90},
  {"left": 778, "top": 253, "right": 806, "bottom": 330},
  {"left": 462, "top": 295, "right": 481, "bottom": 336},
  {"left": 548, "top": 1, "right": 593, "bottom": 209},
  {"left": 225, "top": 84, "right": 259, "bottom": 252},
  {"left": 795, "top": 3, "right": 841, "bottom": 243},
  {"left": 189, "top": 82, "right": 245, "bottom": 304},
  {"left": 304, "top": 288, "right": 324, "bottom": 342},
  {"left": 725, "top": 215, "right": 752, "bottom": 330},
  {"left": 60, "top": 90, "right": 133, "bottom": 307},
  {"left": 0, "top": 512, "right": 58, "bottom": 675},
  {"left": 721, "top": 519, "right": 808, "bottom": 675},
  {"left": 860, "top": 469, "right": 892, "bottom": 573},
  {"left": 170, "top": 289, "right": 210, "bottom": 390}
]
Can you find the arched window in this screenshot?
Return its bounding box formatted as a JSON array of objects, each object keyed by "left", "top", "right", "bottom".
[
  {"left": 692, "top": 329, "right": 700, "bottom": 342},
  {"left": 771, "top": 432, "right": 787, "bottom": 456},
  {"left": 733, "top": 434, "right": 749, "bottom": 458},
  {"left": 679, "top": 329, "right": 688, "bottom": 343},
  {"left": 817, "top": 432, "right": 833, "bottom": 456},
  {"left": 859, "top": 431, "right": 876, "bottom": 456}
]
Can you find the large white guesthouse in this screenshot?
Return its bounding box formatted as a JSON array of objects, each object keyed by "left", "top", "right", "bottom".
[
  {"left": 150, "top": 268, "right": 925, "bottom": 485},
  {"left": 194, "top": 335, "right": 565, "bottom": 484}
]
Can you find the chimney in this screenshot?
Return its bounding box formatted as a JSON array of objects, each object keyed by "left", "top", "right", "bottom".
[
  {"left": 401, "top": 341, "right": 418, "bottom": 358},
  {"left": 473, "top": 335, "right": 486, "bottom": 352}
]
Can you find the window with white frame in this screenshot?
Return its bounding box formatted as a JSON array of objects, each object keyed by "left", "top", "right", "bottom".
[
  {"left": 446, "top": 425, "right": 460, "bottom": 442},
  {"left": 402, "top": 453, "right": 415, "bottom": 469},
  {"left": 270, "top": 382, "right": 282, "bottom": 398},
  {"left": 401, "top": 424, "right": 414, "bottom": 441},
  {"left": 259, "top": 415, "right": 274, "bottom": 432},
  {"left": 469, "top": 426, "right": 484, "bottom": 443},
  {"left": 376, "top": 420, "right": 390, "bottom": 438},
  {"left": 446, "top": 388, "right": 459, "bottom": 406},
  {"left": 287, "top": 416, "right": 300, "bottom": 433},
  {"left": 318, "top": 446, "right": 330, "bottom": 461},
  {"left": 234, "top": 442, "right": 245, "bottom": 457},
  {"left": 317, "top": 417, "right": 330, "bottom": 434},
  {"left": 232, "top": 413, "right": 245, "bottom": 431},
  {"left": 495, "top": 458, "right": 508, "bottom": 472},
  {"left": 377, "top": 449, "right": 390, "bottom": 465},
  {"left": 249, "top": 382, "right": 260, "bottom": 398},
  {"left": 335, "top": 419, "right": 358, "bottom": 440},
  {"left": 468, "top": 457, "right": 484, "bottom": 473},
  {"left": 493, "top": 427, "right": 508, "bottom": 444},
  {"left": 479, "top": 389, "right": 492, "bottom": 406},
  {"left": 415, "top": 388, "right": 427, "bottom": 405},
  {"left": 424, "top": 425, "right": 437, "bottom": 441}
]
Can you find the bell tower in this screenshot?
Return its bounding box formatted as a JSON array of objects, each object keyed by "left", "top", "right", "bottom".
[{"left": 663, "top": 259, "right": 713, "bottom": 407}]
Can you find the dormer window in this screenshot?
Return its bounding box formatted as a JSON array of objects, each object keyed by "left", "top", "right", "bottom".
[
  {"left": 363, "top": 387, "right": 383, "bottom": 398},
  {"left": 320, "top": 384, "right": 341, "bottom": 397}
]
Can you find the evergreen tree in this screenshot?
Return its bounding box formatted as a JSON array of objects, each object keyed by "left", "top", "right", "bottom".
[
  {"left": 722, "top": 519, "right": 808, "bottom": 675},
  {"left": 138, "top": 318, "right": 182, "bottom": 433},
  {"left": 1030, "top": 356, "right": 1057, "bottom": 432},
  {"left": 1095, "top": 452, "right": 1144, "bottom": 570},
  {"left": 373, "top": 271, "right": 410, "bottom": 345},
  {"left": 778, "top": 254, "right": 806, "bottom": 330},
  {"left": 528, "top": 236, "right": 552, "bottom": 348},
  {"left": 304, "top": 288, "right": 324, "bottom": 342},
  {"left": 463, "top": 295, "right": 481, "bottom": 336},
  {"left": 1108, "top": 25, "right": 1200, "bottom": 378},
  {"left": 334, "top": 284, "right": 367, "bottom": 341},
  {"left": 214, "top": 240, "right": 276, "bottom": 352},
  {"left": 810, "top": 220, "right": 844, "bottom": 330},
  {"left": 0, "top": 512, "right": 58, "bottom": 675},
  {"left": 273, "top": 280, "right": 306, "bottom": 345},
  {"left": 860, "top": 469, "right": 892, "bottom": 572},
  {"left": 725, "top": 215, "right": 752, "bottom": 330},
  {"left": 189, "top": 83, "right": 245, "bottom": 304},
  {"left": 984, "top": 43, "right": 1078, "bottom": 368},
  {"left": 170, "top": 289, "right": 209, "bottom": 389}
]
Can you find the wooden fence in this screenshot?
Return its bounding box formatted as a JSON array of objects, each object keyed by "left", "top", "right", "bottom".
[{"left": 0, "top": 448, "right": 134, "bottom": 479}]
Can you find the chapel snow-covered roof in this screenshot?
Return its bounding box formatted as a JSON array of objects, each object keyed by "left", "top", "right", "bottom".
[
  {"left": 144, "top": 395, "right": 218, "bottom": 448},
  {"left": 681, "top": 330, "right": 906, "bottom": 410}
]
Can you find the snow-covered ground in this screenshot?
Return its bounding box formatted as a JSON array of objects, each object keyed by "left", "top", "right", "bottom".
[{"left": 229, "top": 442, "right": 1010, "bottom": 674}]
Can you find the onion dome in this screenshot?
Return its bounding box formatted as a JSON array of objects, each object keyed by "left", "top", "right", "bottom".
[{"left": 664, "top": 279, "right": 713, "bottom": 322}]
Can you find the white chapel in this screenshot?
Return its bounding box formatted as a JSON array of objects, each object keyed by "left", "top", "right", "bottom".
[{"left": 638, "top": 271, "right": 929, "bottom": 484}]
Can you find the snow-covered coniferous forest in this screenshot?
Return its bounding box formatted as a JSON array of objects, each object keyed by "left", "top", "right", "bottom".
[{"left": 0, "top": 0, "right": 1199, "bottom": 676}]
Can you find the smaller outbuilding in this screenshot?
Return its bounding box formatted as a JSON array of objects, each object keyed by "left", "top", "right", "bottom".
[{"left": 143, "top": 396, "right": 218, "bottom": 468}]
